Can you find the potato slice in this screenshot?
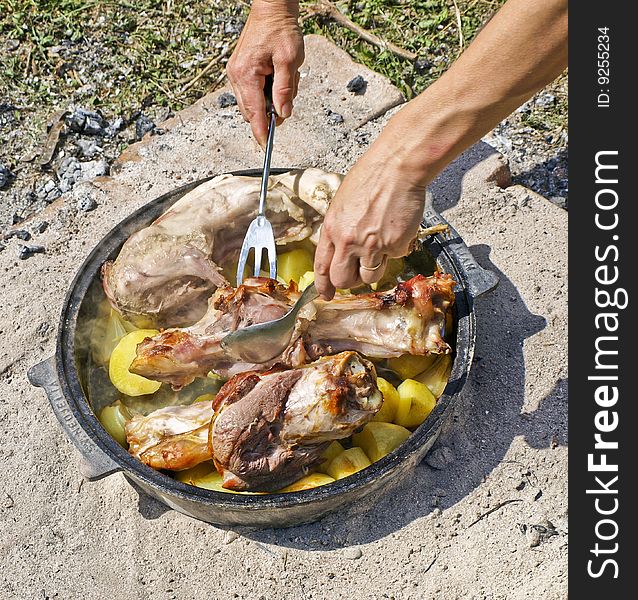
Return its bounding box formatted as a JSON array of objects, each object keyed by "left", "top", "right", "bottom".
[
  {"left": 175, "top": 463, "right": 261, "bottom": 494},
  {"left": 193, "top": 393, "right": 216, "bottom": 404},
  {"left": 352, "top": 422, "right": 411, "bottom": 462},
  {"left": 298, "top": 270, "right": 315, "bottom": 291},
  {"left": 372, "top": 377, "right": 400, "bottom": 423},
  {"left": 388, "top": 354, "right": 438, "bottom": 380},
  {"left": 317, "top": 440, "right": 346, "bottom": 474},
  {"left": 326, "top": 447, "right": 372, "bottom": 480},
  {"left": 277, "top": 248, "right": 314, "bottom": 285},
  {"left": 108, "top": 329, "right": 162, "bottom": 396},
  {"left": 395, "top": 379, "right": 437, "bottom": 428},
  {"left": 98, "top": 401, "right": 132, "bottom": 447},
  {"left": 278, "top": 473, "right": 335, "bottom": 492},
  {"left": 414, "top": 354, "right": 453, "bottom": 399}
]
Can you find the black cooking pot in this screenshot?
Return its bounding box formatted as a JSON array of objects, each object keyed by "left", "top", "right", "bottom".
[{"left": 28, "top": 169, "right": 497, "bottom": 528}]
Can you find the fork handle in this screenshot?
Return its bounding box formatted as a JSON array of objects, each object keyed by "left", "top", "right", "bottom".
[{"left": 259, "top": 76, "right": 277, "bottom": 217}]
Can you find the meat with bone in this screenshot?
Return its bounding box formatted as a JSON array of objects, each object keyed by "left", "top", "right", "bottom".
[
  {"left": 129, "top": 273, "right": 456, "bottom": 389},
  {"left": 126, "top": 400, "right": 215, "bottom": 470},
  {"left": 102, "top": 169, "right": 343, "bottom": 327},
  {"left": 125, "top": 352, "right": 382, "bottom": 491}
]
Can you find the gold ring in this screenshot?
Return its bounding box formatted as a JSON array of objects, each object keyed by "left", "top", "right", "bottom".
[{"left": 360, "top": 261, "right": 384, "bottom": 272}]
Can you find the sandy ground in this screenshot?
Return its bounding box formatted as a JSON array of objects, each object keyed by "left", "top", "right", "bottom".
[{"left": 0, "top": 36, "right": 567, "bottom": 599}]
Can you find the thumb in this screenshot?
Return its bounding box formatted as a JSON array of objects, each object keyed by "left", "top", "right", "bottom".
[{"left": 272, "top": 62, "right": 297, "bottom": 119}]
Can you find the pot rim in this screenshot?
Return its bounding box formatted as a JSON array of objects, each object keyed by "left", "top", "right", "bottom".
[{"left": 52, "top": 169, "right": 480, "bottom": 510}]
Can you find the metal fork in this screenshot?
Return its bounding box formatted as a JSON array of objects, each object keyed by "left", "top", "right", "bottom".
[{"left": 236, "top": 79, "right": 278, "bottom": 286}]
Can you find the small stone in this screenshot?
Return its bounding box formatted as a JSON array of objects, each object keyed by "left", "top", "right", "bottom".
[
  {"left": 33, "top": 221, "right": 49, "bottom": 234},
  {"left": 223, "top": 530, "right": 240, "bottom": 544},
  {"left": 346, "top": 75, "right": 367, "bottom": 95},
  {"left": 0, "top": 163, "right": 14, "bottom": 189},
  {"left": 79, "top": 158, "right": 108, "bottom": 180},
  {"left": 354, "top": 131, "right": 370, "bottom": 146},
  {"left": 66, "top": 108, "right": 106, "bottom": 135},
  {"left": 224, "top": 19, "right": 244, "bottom": 36},
  {"left": 326, "top": 110, "right": 344, "bottom": 125},
  {"left": 6, "top": 229, "right": 31, "bottom": 241},
  {"left": 414, "top": 59, "right": 432, "bottom": 74},
  {"left": 217, "top": 92, "right": 237, "bottom": 108},
  {"left": 18, "top": 245, "right": 45, "bottom": 260},
  {"left": 425, "top": 446, "right": 455, "bottom": 470},
  {"left": 104, "top": 116, "right": 125, "bottom": 138},
  {"left": 77, "top": 196, "right": 98, "bottom": 212},
  {"left": 343, "top": 547, "right": 362, "bottom": 560},
  {"left": 11, "top": 213, "right": 23, "bottom": 225},
  {"left": 46, "top": 188, "right": 62, "bottom": 202},
  {"left": 535, "top": 93, "right": 556, "bottom": 108},
  {"left": 135, "top": 115, "right": 156, "bottom": 140},
  {"left": 43, "top": 179, "right": 56, "bottom": 193},
  {"left": 76, "top": 138, "right": 102, "bottom": 159}
]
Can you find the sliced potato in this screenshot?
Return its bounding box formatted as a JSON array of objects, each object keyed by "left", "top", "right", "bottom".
[
  {"left": 278, "top": 473, "right": 335, "bottom": 492},
  {"left": 414, "top": 354, "right": 453, "bottom": 398},
  {"left": 372, "top": 377, "right": 400, "bottom": 423},
  {"left": 352, "top": 422, "right": 412, "bottom": 462},
  {"left": 277, "top": 248, "right": 314, "bottom": 285},
  {"left": 317, "top": 440, "right": 346, "bottom": 474},
  {"left": 193, "top": 393, "right": 216, "bottom": 404},
  {"left": 298, "top": 270, "right": 315, "bottom": 291},
  {"left": 98, "top": 401, "right": 132, "bottom": 447},
  {"left": 395, "top": 379, "right": 437, "bottom": 428},
  {"left": 175, "top": 463, "right": 261, "bottom": 494},
  {"left": 108, "top": 329, "right": 162, "bottom": 396},
  {"left": 387, "top": 353, "right": 438, "bottom": 380},
  {"left": 326, "top": 447, "right": 371, "bottom": 480}
]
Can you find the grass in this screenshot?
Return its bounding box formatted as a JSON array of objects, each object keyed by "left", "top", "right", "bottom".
[
  {"left": 0, "top": 0, "right": 566, "bottom": 200},
  {"left": 302, "top": 0, "right": 506, "bottom": 99},
  {"left": 0, "top": 0, "right": 247, "bottom": 114}
]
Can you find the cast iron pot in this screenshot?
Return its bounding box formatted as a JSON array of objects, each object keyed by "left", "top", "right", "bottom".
[{"left": 28, "top": 169, "right": 498, "bottom": 528}]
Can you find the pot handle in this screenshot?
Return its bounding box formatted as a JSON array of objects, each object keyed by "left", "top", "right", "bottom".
[
  {"left": 28, "top": 357, "right": 122, "bottom": 481},
  {"left": 422, "top": 205, "right": 498, "bottom": 298}
]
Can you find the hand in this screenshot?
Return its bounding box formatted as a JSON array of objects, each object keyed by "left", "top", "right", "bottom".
[
  {"left": 314, "top": 149, "right": 427, "bottom": 300},
  {"left": 226, "top": 1, "right": 304, "bottom": 147}
]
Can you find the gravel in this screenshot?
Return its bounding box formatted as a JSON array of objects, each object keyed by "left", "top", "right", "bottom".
[
  {"left": 0, "top": 163, "right": 14, "bottom": 189},
  {"left": 135, "top": 115, "right": 156, "bottom": 140},
  {"left": 17, "top": 244, "right": 46, "bottom": 260},
  {"left": 77, "top": 196, "right": 98, "bottom": 212},
  {"left": 217, "top": 92, "right": 237, "bottom": 108},
  {"left": 346, "top": 75, "right": 367, "bottom": 95},
  {"left": 326, "top": 109, "right": 344, "bottom": 125}
]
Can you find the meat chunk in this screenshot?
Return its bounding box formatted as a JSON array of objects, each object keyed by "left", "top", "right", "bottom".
[
  {"left": 212, "top": 352, "right": 381, "bottom": 491},
  {"left": 125, "top": 352, "right": 382, "bottom": 491},
  {"left": 126, "top": 400, "right": 215, "bottom": 470},
  {"left": 102, "top": 169, "right": 343, "bottom": 327},
  {"left": 129, "top": 274, "right": 456, "bottom": 389}
]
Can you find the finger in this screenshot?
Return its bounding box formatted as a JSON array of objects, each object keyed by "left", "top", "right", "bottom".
[
  {"left": 272, "top": 62, "right": 297, "bottom": 119},
  {"left": 330, "top": 246, "right": 362, "bottom": 291},
  {"left": 359, "top": 254, "right": 388, "bottom": 285},
  {"left": 238, "top": 75, "right": 269, "bottom": 148},
  {"left": 314, "top": 237, "right": 336, "bottom": 300}
]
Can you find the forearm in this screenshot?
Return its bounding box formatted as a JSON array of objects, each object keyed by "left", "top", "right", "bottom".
[{"left": 377, "top": 0, "right": 568, "bottom": 185}]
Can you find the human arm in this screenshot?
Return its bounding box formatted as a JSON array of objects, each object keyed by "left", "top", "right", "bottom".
[
  {"left": 314, "top": 0, "right": 568, "bottom": 298},
  {"left": 226, "top": 0, "right": 304, "bottom": 148}
]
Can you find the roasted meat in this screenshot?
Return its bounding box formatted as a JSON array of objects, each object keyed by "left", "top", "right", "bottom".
[
  {"left": 126, "top": 400, "right": 215, "bottom": 470},
  {"left": 125, "top": 352, "right": 382, "bottom": 491},
  {"left": 129, "top": 273, "right": 456, "bottom": 389},
  {"left": 102, "top": 169, "right": 343, "bottom": 327}
]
